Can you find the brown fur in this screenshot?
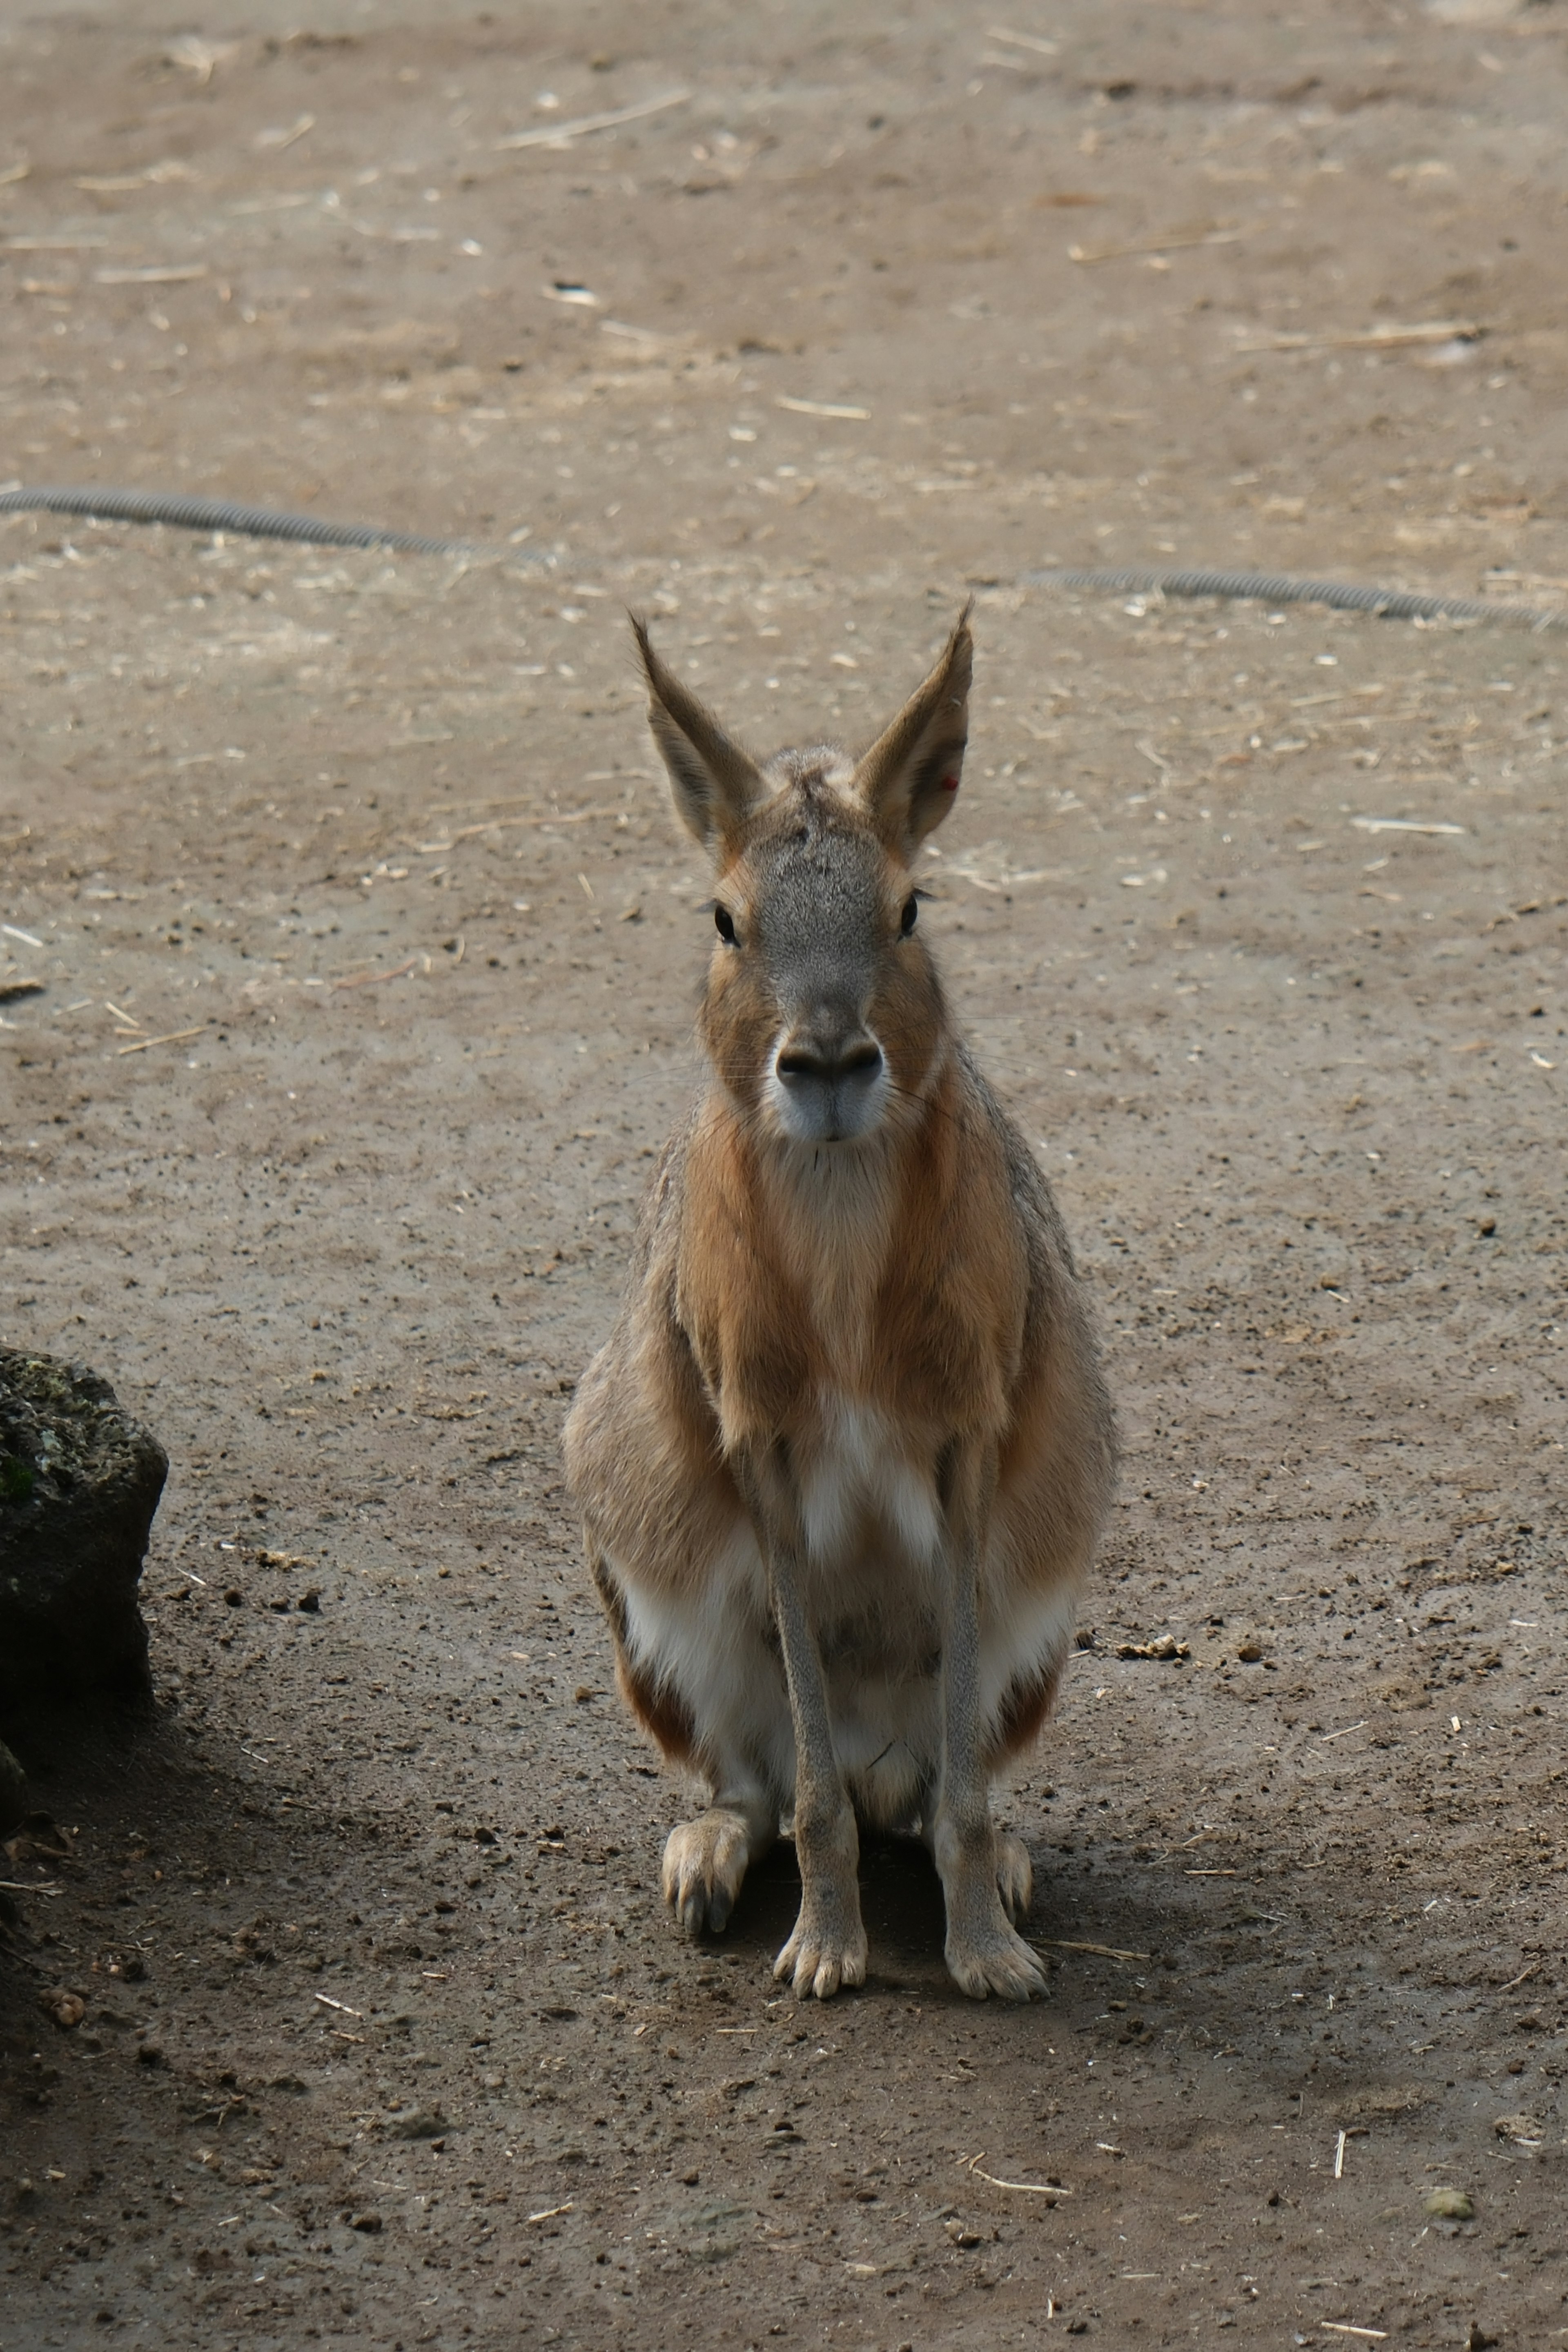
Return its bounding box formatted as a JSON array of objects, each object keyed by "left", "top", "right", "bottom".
[
  {"left": 564, "top": 610, "right": 1117, "bottom": 2000},
  {"left": 989, "top": 1658, "right": 1065, "bottom": 1766},
  {"left": 590, "top": 1546, "right": 698, "bottom": 1763}
]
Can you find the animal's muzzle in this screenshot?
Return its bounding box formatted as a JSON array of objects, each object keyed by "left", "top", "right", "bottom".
[
  {"left": 772, "top": 1027, "right": 888, "bottom": 1142},
  {"left": 775, "top": 1037, "right": 884, "bottom": 1086}
]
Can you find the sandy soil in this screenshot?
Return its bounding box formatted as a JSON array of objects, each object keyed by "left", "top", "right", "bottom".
[{"left": 2, "top": 2, "right": 1566, "bottom": 2346}]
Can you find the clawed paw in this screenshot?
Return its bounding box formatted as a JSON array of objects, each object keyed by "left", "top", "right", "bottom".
[
  {"left": 662, "top": 1812, "right": 754, "bottom": 1938},
  {"left": 774, "top": 1897, "right": 868, "bottom": 2000},
  {"left": 945, "top": 1911, "right": 1048, "bottom": 2002}
]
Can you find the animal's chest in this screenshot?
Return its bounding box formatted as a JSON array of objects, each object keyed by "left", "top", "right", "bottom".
[{"left": 796, "top": 1394, "right": 942, "bottom": 1578}]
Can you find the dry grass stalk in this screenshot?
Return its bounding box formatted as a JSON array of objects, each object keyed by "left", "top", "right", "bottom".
[
  {"left": 776, "top": 394, "right": 871, "bottom": 419},
  {"left": 966, "top": 2152, "right": 1072, "bottom": 2197},
  {"left": 333, "top": 957, "right": 420, "bottom": 990},
  {"left": 1036, "top": 1938, "right": 1151, "bottom": 1962},
  {"left": 116, "top": 1023, "right": 206, "bottom": 1055},
  {"left": 1071, "top": 228, "right": 1242, "bottom": 264},
  {"left": 1234, "top": 320, "right": 1481, "bottom": 354},
  {"left": 412, "top": 803, "right": 626, "bottom": 852},
  {"left": 496, "top": 92, "right": 688, "bottom": 152}
]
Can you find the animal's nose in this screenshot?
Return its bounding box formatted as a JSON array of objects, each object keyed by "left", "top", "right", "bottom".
[{"left": 775, "top": 1036, "right": 884, "bottom": 1086}]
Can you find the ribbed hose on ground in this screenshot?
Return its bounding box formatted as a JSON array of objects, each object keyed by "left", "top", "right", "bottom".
[
  {"left": 4, "top": 486, "right": 1565, "bottom": 630},
  {"left": 1021, "top": 564, "right": 1568, "bottom": 631},
  {"left": 0, "top": 484, "right": 475, "bottom": 556}
]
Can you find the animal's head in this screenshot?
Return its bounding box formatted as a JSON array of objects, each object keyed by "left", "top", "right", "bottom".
[{"left": 634, "top": 607, "right": 973, "bottom": 1147}]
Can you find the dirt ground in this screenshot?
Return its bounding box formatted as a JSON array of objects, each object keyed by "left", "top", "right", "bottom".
[{"left": 2, "top": 1, "right": 1566, "bottom": 2346}]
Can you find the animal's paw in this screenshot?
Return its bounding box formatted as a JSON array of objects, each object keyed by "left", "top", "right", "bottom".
[
  {"left": 944, "top": 1908, "right": 1049, "bottom": 2002},
  {"left": 774, "top": 1890, "right": 868, "bottom": 2001},
  {"left": 995, "top": 1830, "right": 1033, "bottom": 1926},
  {"left": 662, "top": 1811, "right": 755, "bottom": 1937}
]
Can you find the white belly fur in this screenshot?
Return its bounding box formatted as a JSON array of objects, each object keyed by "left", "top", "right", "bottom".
[{"left": 612, "top": 1392, "right": 1077, "bottom": 1821}]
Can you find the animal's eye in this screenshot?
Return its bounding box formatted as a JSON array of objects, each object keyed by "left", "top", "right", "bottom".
[
  {"left": 714, "top": 904, "right": 737, "bottom": 944},
  {"left": 900, "top": 894, "right": 919, "bottom": 937}
]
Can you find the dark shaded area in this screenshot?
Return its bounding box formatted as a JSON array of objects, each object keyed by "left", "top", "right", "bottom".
[{"left": 0, "top": 1740, "right": 26, "bottom": 1838}]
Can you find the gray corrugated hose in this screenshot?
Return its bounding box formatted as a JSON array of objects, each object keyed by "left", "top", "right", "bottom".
[
  {"left": 4, "top": 486, "right": 1565, "bottom": 628},
  {"left": 0, "top": 484, "right": 476, "bottom": 556},
  {"left": 1020, "top": 564, "right": 1568, "bottom": 631}
]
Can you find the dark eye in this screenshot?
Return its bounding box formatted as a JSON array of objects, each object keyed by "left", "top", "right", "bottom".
[
  {"left": 714, "top": 904, "right": 737, "bottom": 944},
  {"left": 900, "top": 894, "right": 918, "bottom": 938}
]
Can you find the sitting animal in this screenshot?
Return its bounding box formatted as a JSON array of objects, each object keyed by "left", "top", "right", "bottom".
[{"left": 564, "top": 607, "right": 1116, "bottom": 1999}]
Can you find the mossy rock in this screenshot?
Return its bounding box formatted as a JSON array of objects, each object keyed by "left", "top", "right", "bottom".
[{"left": 0, "top": 1348, "right": 167, "bottom": 1710}]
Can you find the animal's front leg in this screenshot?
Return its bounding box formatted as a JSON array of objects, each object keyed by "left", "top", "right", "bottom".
[
  {"left": 735, "top": 1448, "right": 866, "bottom": 2000},
  {"left": 932, "top": 1444, "right": 1048, "bottom": 2002},
  {"left": 663, "top": 1786, "right": 778, "bottom": 1937}
]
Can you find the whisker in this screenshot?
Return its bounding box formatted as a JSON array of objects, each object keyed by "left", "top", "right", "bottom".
[{"left": 880, "top": 1075, "right": 985, "bottom": 1142}]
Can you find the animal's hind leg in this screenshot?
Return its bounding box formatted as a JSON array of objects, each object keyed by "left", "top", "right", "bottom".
[
  {"left": 929, "top": 1444, "right": 1048, "bottom": 2001},
  {"left": 920, "top": 1813, "right": 1033, "bottom": 1925},
  {"left": 664, "top": 1785, "right": 778, "bottom": 1936},
  {"left": 587, "top": 1541, "right": 785, "bottom": 1938},
  {"left": 994, "top": 1829, "right": 1033, "bottom": 1926}
]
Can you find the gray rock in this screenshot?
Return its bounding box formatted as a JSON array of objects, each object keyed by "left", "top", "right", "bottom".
[
  {"left": 384, "top": 2105, "right": 452, "bottom": 2140},
  {"left": 0, "top": 1348, "right": 167, "bottom": 1710}
]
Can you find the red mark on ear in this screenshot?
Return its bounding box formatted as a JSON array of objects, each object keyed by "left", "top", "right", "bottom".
[{"left": 940, "top": 774, "right": 960, "bottom": 792}]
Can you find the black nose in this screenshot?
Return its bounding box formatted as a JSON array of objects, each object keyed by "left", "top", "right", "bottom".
[{"left": 776, "top": 1039, "right": 884, "bottom": 1085}]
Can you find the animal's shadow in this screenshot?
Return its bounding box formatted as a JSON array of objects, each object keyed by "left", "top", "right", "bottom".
[
  {"left": 696, "top": 1826, "right": 1176, "bottom": 2000},
  {"left": 707, "top": 1830, "right": 990, "bottom": 1995}
]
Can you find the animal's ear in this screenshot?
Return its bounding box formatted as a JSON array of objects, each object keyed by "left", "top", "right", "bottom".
[
  {"left": 853, "top": 604, "right": 973, "bottom": 855},
  {"left": 631, "top": 614, "right": 767, "bottom": 853}
]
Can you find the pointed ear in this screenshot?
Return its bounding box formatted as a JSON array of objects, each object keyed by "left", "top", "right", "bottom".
[
  {"left": 853, "top": 603, "right": 973, "bottom": 855},
  {"left": 631, "top": 614, "right": 766, "bottom": 853}
]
